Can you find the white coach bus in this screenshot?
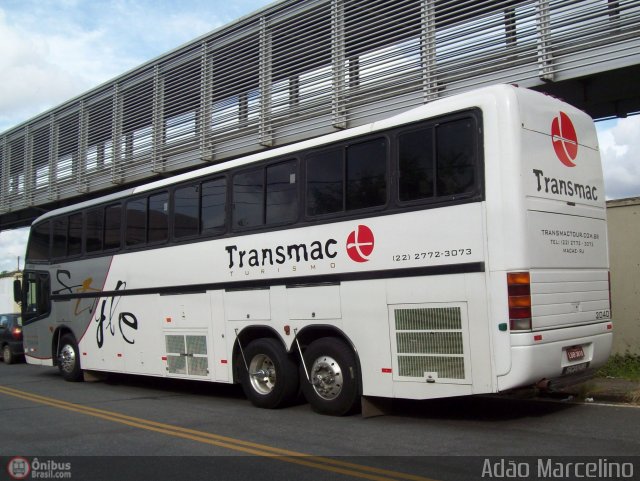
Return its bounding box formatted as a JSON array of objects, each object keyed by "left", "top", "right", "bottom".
[{"left": 16, "top": 85, "right": 612, "bottom": 415}]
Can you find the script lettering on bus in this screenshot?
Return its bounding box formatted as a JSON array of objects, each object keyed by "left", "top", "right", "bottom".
[
  {"left": 94, "top": 280, "right": 138, "bottom": 348},
  {"left": 54, "top": 270, "right": 101, "bottom": 316}
]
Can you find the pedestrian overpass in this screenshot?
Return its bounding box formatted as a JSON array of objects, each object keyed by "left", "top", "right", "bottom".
[{"left": 1, "top": 0, "right": 639, "bottom": 229}]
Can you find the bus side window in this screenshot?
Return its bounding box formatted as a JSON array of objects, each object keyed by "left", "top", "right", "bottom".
[
  {"left": 26, "top": 221, "right": 51, "bottom": 262},
  {"left": 436, "top": 118, "right": 477, "bottom": 196},
  {"left": 85, "top": 208, "right": 104, "bottom": 253},
  {"left": 201, "top": 178, "right": 226, "bottom": 235},
  {"left": 233, "top": 169, "right": 264, "bottom": 229},
  {"left": 306, "top": 149, "right": 343, "bottom": 216},
  {"left": 126, "top": 198, "right": 147, "bottom": 247},
  {"left": 52, "top": 217, "right": 68, "bottom": 259},
  {"left": 266, "top": 161, "right": 297, "bottom": 224},
  {"left": 68, "top": 212, "right": 83, "bottom": 257},
  {"left": 174, "top": 185, "right": 200, "bottom": 238},
  {"left": 104, "top": 204, "right": 122, "bottom": 250},
  {"left": 148, "top": 192, "right": 169, "bottom": 243},
  {"left": 398, "top": 128, "right": 435, "bottom": 201},
  {"left": 346, "top": 138, "right": 387, "bottom": 210}
]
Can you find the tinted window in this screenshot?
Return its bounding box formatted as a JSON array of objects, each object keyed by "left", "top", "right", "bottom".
[
  {"left": 201, "top": 178, "right": 226, "bottom": 235},
  {"left": 233, "top": 169, "right": 264, "bottom": 229},
  {"left": 126, "top": 198, "right": 146, "bottom": 247},
  {"left": 399, "top": 129, "right": 435, "bottom": 201},
  {"left": 346, "top": 139, "right": 386, "bottom": 210},
  {"left": 148, "top": 192, "right": 169, "bottom": 243},
  {"left": 104, "top": 204, "right": 121, "bottom": 250},
  {"left": 28, "top": 221, "right": 50, "bottom": 261},
  {"left": 436, "top": 119, "right": 476, "bottom": 196},
  {"left": 306, "top": 139, "right": 387, "bottom": 216},
  {"left": 68, "top": 213, "right": 83, "bottom": 256},
  {"left": 266, "top": 161, "right": 297, "bottom": 224},
  {"left": 174, "top": 185, "right": 199, "bottom": 238},
  {"left": 52, "top": 217, "right": 67, "bottom": 259},
  {"left": 306, "top": 149, "right": 342, "bottom": 216},
  {"left": 85, "top": 209, "right": 104, "bottom": 253},
  {"left": 398, "top": 117, "right": 478, "bottom": 201}
]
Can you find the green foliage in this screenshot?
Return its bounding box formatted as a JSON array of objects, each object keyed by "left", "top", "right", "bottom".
[{"left": 597, "top": 353, "right": 640, "bottom": 381}]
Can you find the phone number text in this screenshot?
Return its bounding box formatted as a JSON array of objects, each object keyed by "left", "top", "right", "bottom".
[{"left": 392, "top": 249, "right": 473, "bottom": 262}]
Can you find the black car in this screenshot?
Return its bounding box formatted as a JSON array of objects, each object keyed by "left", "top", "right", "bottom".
[{"left": 0, "top": 313, "right": 24, "bottom": 364}]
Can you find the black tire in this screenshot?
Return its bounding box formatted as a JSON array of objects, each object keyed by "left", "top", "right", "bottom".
[
  {"left": 240, "top": 338, "right": 299, "bottom": 409},
  {"left": 3, "top": 345, "right": 14, "bottom": 365},
  {"left": 300, "top": 337, "right": 361, "bottom": 416},
  {"left": 57, "top": 334, "right": 83, "bottom": 382}
]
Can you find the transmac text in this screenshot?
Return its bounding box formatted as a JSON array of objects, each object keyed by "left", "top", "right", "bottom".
[
  {"left": 225, "top": 239, "right": 338, "bottom": 268},
  {"left": 532, "top": 169, "right": 598, "bottom": 200}
]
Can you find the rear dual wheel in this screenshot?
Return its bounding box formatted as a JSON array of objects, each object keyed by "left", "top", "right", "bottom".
[
  {"left": 300, "top": 337, "right": 361, "bottom": 416},
  {"left": 240, "top": 338, "right": 299, "bottom": 409}
]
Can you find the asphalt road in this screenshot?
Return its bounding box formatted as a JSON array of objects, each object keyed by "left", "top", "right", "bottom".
[{"left": 1, "top": 362, "right": 639, "bottom": 481}]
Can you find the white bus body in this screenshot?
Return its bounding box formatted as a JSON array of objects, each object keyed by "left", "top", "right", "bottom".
[{"left": 20, "top": 85, "right": 612, "bottom": 415}]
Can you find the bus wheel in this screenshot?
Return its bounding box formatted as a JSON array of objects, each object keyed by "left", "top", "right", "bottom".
[
  {"left": 300, "top": 337, "right": 361, "bottom": 416},
  {"left": 57, "top": 335, "right": 83, "bottom": 382},
  {"left": 241, "top": 338, "right": 299, "bottom": 409}
]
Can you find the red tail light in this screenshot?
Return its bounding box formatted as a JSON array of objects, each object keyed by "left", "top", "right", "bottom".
[
  {"left": 11, "top": 327, "right": 22, "bottom": 340},
  {"left": 508, "top": 272, "right": 532, "bottom": 330}
]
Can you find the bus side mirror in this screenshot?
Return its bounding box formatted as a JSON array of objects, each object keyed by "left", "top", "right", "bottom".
[{"left": 13, "top": 279, "right": 22, "bottom": 304}]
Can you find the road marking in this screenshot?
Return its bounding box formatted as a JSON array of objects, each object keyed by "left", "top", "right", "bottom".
[{"left": 0, "top": 385, "right": 437, "bottom": 481}]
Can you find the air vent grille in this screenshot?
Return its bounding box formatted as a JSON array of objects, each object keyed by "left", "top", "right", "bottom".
[{"left": 392, "top": 305, "right": 467, "bottom": 381}]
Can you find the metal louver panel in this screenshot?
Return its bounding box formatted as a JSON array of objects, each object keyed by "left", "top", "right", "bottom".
[
  {"left": 391, "top": 304, "right": 469, "bottom": 382},
  {"left": 2, "top": 0, "right": 639, "bottom": 219},
  {"left": 165, "top": 334, "right": 209, "bottom": 377}
]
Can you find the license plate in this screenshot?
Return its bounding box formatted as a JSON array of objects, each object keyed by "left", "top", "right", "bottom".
[
  {"left": 563, "top": 362, "right": 589, "bottom": 375},
  {"left": 565, "top": 345, "right": 585, "bottom": 362}
]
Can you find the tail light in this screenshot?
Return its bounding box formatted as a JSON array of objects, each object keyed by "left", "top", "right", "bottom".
[
  {"left": 508, "top": 272, "right": 532, "bottom": 330},
  {"left": 11, "top": 327, "right": 22, "bottom": 340}
]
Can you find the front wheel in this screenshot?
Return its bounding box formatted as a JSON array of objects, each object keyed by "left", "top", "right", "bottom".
[
  {"left": 300, "top": 337, "right": 361, "bottom": 416},
  {"left": 240, "top": 338, "right": 299, "bottom": 409},
  {"left": 57, "top": 334, "right": 83, "bottom": 382}
]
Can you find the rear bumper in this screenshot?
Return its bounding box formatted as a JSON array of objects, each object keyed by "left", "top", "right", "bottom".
[{"left": 497, "top": 321, "right": 613, "bottom": 391}]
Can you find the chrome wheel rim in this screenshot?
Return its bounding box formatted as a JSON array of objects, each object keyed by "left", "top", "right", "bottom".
[
  {"left": 310, "top": 355, "right": 342, "bottom": 400},
  {"left": 249, "top": 354, "right": 276, "bottom": 395},
  {"left": 3, "top": 346, "right": 10, "bottom": 362},
  {"left": 59, "top": 344, "right": 76, "bottom": 373}
]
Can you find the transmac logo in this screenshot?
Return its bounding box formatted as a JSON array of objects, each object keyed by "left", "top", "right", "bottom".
[
  {"left": 531, "top": 111, "right": 598, "bottom": 201},
  {"left": 346, "top": 225, "right": 375, "bottom": 263},
  {"left": 551, "top": 111, "right": 578, "bottom": 167},
  {"left": 224, "top": 225, "right": 375, "bottom": 269}
]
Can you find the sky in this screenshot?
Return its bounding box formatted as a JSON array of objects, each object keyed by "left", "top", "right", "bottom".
[{"left": 0, "top": 0, "right": 638, "bottom": 273}]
